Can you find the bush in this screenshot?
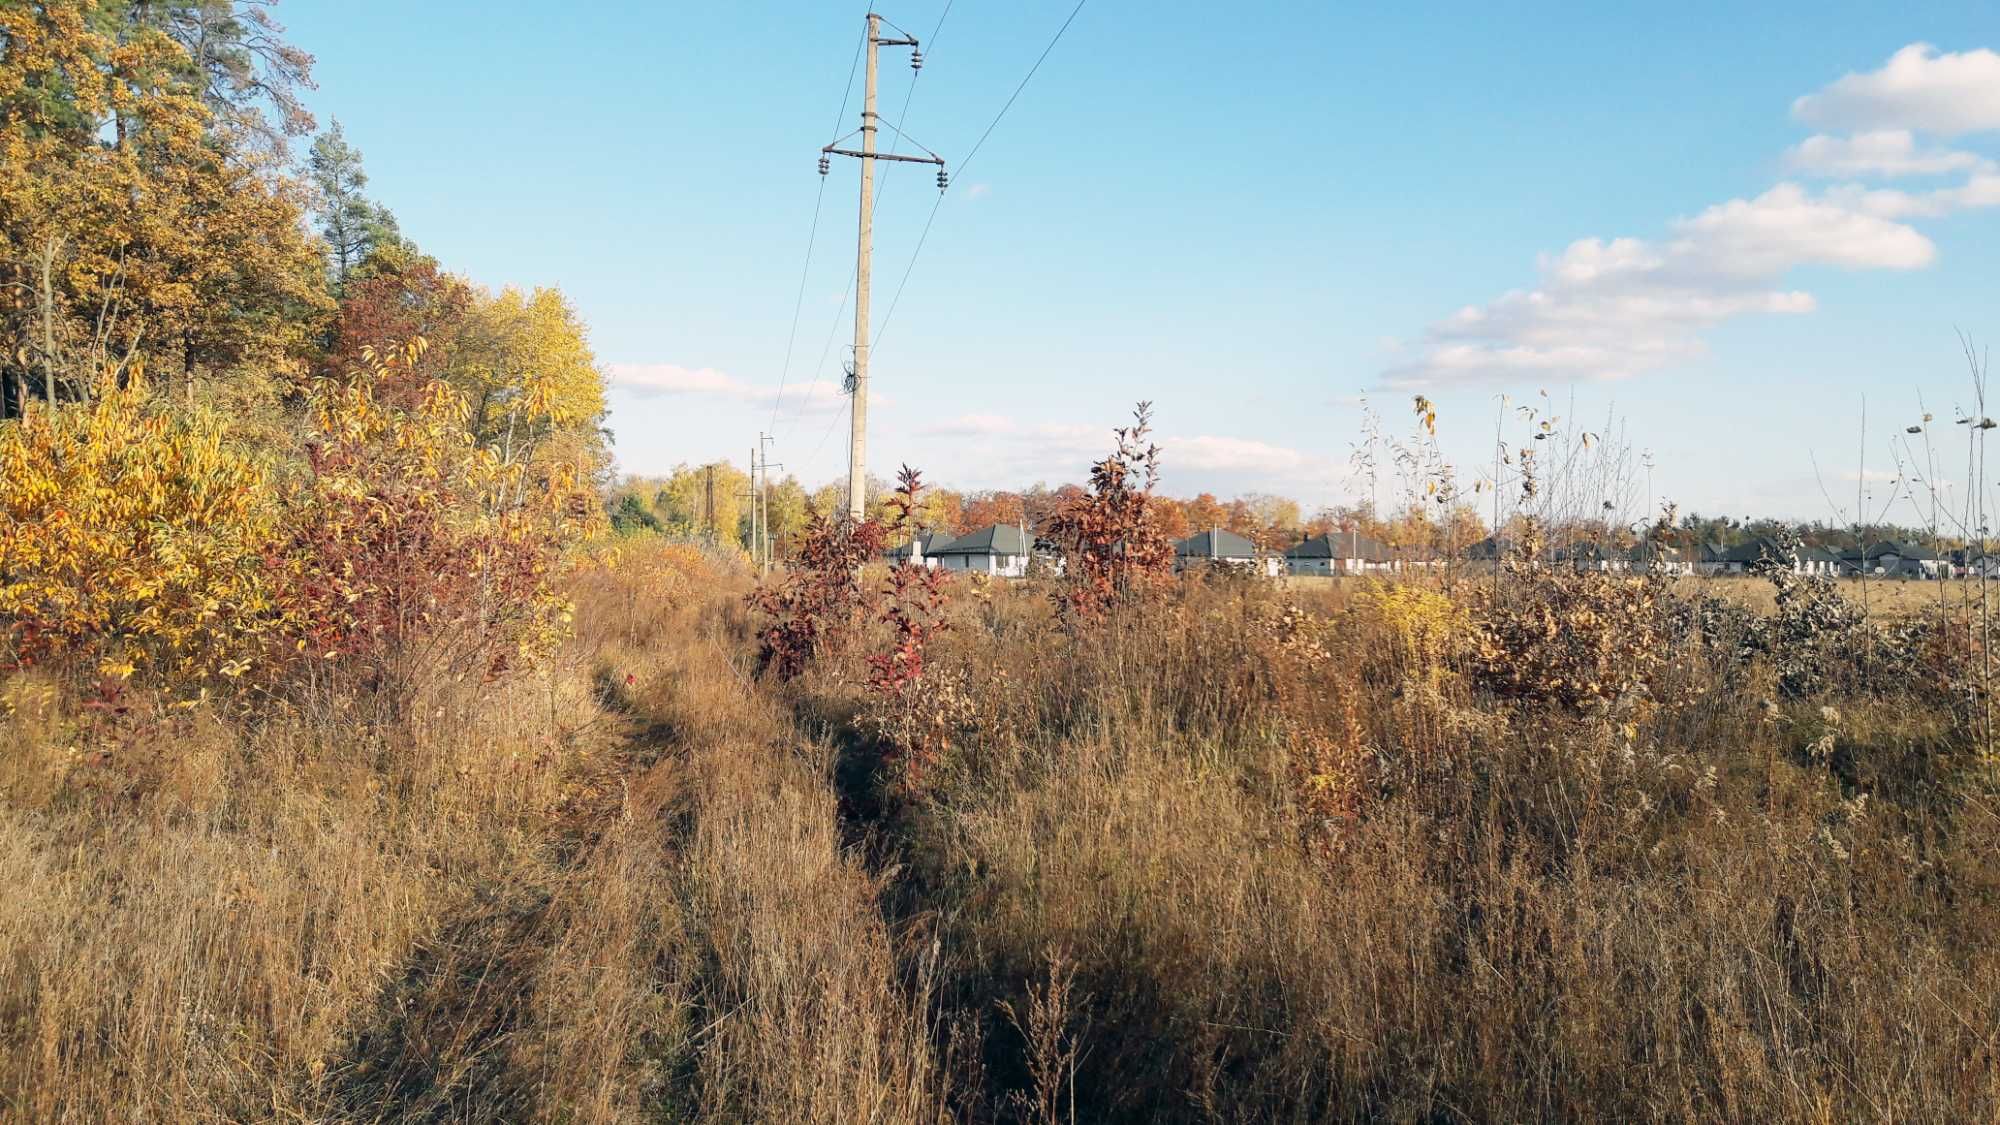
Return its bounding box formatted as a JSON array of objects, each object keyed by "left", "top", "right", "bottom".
[
  {"left": 0, "top": 381, "right": 279, "bottom": 682},
  {"left": 1470, "top": 567, "right": 1683, "bottom": 716},
  {"left": 270, "top": 341, "right": 598, "bottom": 706}
]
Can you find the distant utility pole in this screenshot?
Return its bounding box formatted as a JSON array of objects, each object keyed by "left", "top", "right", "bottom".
[
  {"left": 704, "top": 464, "right": 716, "bottom": 542},
  {"left": 821, "top": 12, "right": 947, "bottom": 522},
  {"left": 759, "top": 432, "right": 781, "bottom": 575},
  {"left": 749, "top": 445, "right": 761, "bottom": 568}
]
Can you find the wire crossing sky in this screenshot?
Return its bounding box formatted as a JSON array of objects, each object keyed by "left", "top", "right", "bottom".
[{"left": 285, "top": 1, "right": 2000, "bottom": 520}]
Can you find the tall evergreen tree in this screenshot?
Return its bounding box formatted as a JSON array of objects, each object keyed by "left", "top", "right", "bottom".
[{"left": 308, "top": 119, "right": 400, "bottom": 290}]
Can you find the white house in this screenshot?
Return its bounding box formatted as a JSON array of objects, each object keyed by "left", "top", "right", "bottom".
[
  {"left": 1961, "top": 551, "right": 2000, "bottom": 579},
  {"left": 1285, "top": 531, "right": 1394, "bottom": 576},
  {"left": 884, "top": 529, "right": 949, "bottom": 569},
  {"left": 1557, "top": 541, "right": 1630, "bottom": 573},
  {"left": 1626, "top": 541, "right": 1693, "bottom": 576},
  {"left": 1174, "top": 528, "right": 1281, "bottom": 577},
  {"left": 928, "top": 524, "right": 1033, "bottom": 577}
]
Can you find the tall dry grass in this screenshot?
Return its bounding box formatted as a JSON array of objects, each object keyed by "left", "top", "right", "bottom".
[
  {"left": 8, "top": 544, "right": 2000, "bottom": 1122},
  {"left": 0, "top": 539, "right": 948, "bottom": 1122},
  {"left": 810, "top": 571, "right": 2000, "bottom": 1122}
]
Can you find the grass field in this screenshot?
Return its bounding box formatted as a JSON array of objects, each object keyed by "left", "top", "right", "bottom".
[{"left": 5, "top": 545, "right": 1999, "bottom": 1121}]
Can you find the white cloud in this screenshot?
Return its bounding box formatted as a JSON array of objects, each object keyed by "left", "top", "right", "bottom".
[
  {"left": 1162, "top": 434, "right": 1315, "bottom": 476},
  {"left": 1827, "top": 170, "right": 2000, "bottom": 219},
  {"left": 607, "top": 363, "right": 848, "bottom": 412},
  {"left": 964, "top": 182, "right": 992, "bottom": 201},
  {"left": 1384, "top": 182, "right": 1918, "bottom": 387},
  {"left": 1383, "top": 40, "right": 2000, "bottom": 390},
  {"left": 910, "top": 411, "right": 1318, "bottom": 492},
  {"left": 1793, "top": 43, "right": 2000, "bottom": 136},
  {"left": 1786, "top": 130, "right": 1987, "bottom": 178},
  {"left": 919, "top": 412, "right": 1015, "bottom": 436},
  {"left": 1670, "top": 183, "right": 1936, "bottom": 275}
]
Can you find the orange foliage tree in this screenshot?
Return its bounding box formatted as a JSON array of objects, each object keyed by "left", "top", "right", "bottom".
[
  {"left": 1042, "top": 403, "right": 1177, "bottom": 621},
  {"left": 0, "top": 1, "right": 329, "bottom": 412},
  {"left": 269, "top": 339, "right": 600, "bottom": 704}
]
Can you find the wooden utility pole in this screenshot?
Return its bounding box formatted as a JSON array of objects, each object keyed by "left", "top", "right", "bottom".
[
  {"left": 750, "top": 445, "right": 761, "bottom": 568},
  {"left": 759, "top": 432, "right": 778, "bottom": 574},
  {"left": 704, "top": 464, "right": 716, "bottom": 542},
  {"left": 849, "top": 13, "right": 879, "bottom": 525},
  {"left": 820, "top": 14, "right": 945, "bottom": 522}
]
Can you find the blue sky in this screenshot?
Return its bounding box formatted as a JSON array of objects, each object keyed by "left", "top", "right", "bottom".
[{"left": 283, "top": 2, "right": 2000, "bottom": 523}]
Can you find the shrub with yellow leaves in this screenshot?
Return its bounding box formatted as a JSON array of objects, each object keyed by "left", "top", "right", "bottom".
[
  {"left": 1469, "top": 568, "right": 1682, "bottom": 715},
  {"left": 0, "top": 382, "right": 278, "bottom": 681},
  {"left": 1350, "top": 581, "right": 1470, "bottom": 691},
  {"left": 269, "top": 340, "right": 600, "bottom": 707}
]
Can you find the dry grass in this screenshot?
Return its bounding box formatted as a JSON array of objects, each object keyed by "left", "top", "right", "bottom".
[
  {"left": 6, "top": 548, "right": 2000, "bottom": 1121},
  {"left": 0, "top": 540, "right": 947, "bottom": 1122},
  {"left": 1696, "top": 573, "right": 1988, "bottom": 619},
  {"left": 835, "top": 573, "right": 2000, "bottom": 1121}
]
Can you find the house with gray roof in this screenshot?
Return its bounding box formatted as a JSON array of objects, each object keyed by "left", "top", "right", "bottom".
[
  {"left": 1556, "top": 540, "right": 1629, "bottom": 573},
  {"left": 1717, "top": 538, "right": 1839, "bottom": 576},
  {"left": 1284, "top": 531, "right": 1393, "bottom": 576},
  {"left": 884, "top": 529, "right": 950, "bottom": 568},
  {"left": 1626, "top": 540, "right": 1691, "bottom": 575},
  {"left": 1174, "top": 528, "right": 1281, "bottom": 576},
  {"left": 928, "top": 524, "right": 1033, "bottom": 577},
  {"left": 1861, "top": 541, "right": 1943, "bottom": 579}
]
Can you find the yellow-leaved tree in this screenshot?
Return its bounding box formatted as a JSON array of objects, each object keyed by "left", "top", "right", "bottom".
[
  {"left": 0, "top": 0, "right": 329, "bottom": 416},
  {"left": 0, "top": 373, "right": 278, "bottom": 680}
]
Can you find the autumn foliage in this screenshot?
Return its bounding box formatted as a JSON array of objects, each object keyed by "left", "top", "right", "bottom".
[
  {"left": 270, "top": 340, "right": 599, "bottom": 702},
  {"left": 864, "top": 467, "right": 958, "bottom": 784},
  {"left": 0, "top": 376, "right": 279, "bottom": 681},
  {"left": 1041, "top": 402, "right": 1176, "bottom": 620},
  {"left": 750, "top": 505, "right": 887, "bottom": 680}
]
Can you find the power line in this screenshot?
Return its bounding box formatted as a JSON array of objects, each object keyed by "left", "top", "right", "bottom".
[
  {"left": 767, "top": 178, "right": 827, "bottom": 432},
  {"left": 768, "top": 19, "right": 869, "bottom": 430},
  {"left": 873, "top": 0, "right": 1087, "bottom": 354},
  {"left": 779, "top": 2, "right": 953, "bottom": 446},
  {"left": 959, "top": 0, "right": 1086, "bottom": 179}
]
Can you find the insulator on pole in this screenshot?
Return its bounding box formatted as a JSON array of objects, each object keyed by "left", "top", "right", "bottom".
[
  {"left": 935, "top": 167, "right": 948, "bottom": 192},
  {"left": 910, "top": 49, "right": 923, "bottom": 71},
  {"left": 818, "top": 154, "right": 830, "bottom": 175}
]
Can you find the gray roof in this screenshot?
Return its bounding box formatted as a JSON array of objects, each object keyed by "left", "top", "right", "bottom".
[
  {"left": 1722, "top": 538, "right": 1792, "bottom": 565},
  {"left": 1867, "top": 540, "right": 1937, "bottom": 562},
  {"left": 885, "top": 529, "right": 952, "bottom": 560},
  {"left": 928, "top": 523, "right": 1031, "bottom": 557},
  {"left": 1626, "top": 541, "right": 1682, "bottom": 561},
  {"left": 1463, "top": 535, "right": 1516, "bottom": 560},
  {"left": 1557, "top": 541, "right": 1621, "bottom": 562},
  {"left": 1175, "top": 529, "right": 1260, "bottom": 559},
  {"left": 1285, "top": 531, "right": 1391, "bottom": 562}
]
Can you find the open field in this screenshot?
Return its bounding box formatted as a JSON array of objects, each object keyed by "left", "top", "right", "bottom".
[
  {"left": 8, "top": 543, "right": 2000, "bottom": 1121},
  {"left": 1286, "top": 571, "right": 1993, "bottom": 619}
]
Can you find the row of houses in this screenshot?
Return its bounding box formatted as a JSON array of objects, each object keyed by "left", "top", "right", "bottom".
[
  {"left": 885, "top": 524, "right": 1999, "bottom": 581},
  {"left": 1688, "top": 538, "right": 1987, "bottom": 579},
  {"left": 887, "top": 525, "right": 1423, "bottom": 578},
  {"left": 1483, "top": 536, "right": 1986, "bottom": 579}
]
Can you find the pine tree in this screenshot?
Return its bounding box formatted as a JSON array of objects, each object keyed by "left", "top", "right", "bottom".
[{"left": 308, "top": 119, "right": 400, "bottom": 290}]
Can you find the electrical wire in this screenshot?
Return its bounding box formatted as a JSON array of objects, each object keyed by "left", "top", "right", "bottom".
[
  {"left": 768, "top": 19, "right": 867, "bottom": 431},
  {"left": 872, "top": 0, "right": 1086, "bottom": 354},
  {"left": 780, "top": 1, "right": 954, "bottom": 447}
]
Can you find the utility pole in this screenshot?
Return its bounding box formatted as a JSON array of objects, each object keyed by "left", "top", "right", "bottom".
[
  {"left": 705, "top": 465, "right": 716, "bottom": 542},
  {"left": 820, "top": 13, "right": 946, "bottom": 522},
  {"left": 749, "top": 444, "right": 761, "bottom": 568},
  {"left": 758, "top": 432, "right": 781, "bottom": 575}
]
